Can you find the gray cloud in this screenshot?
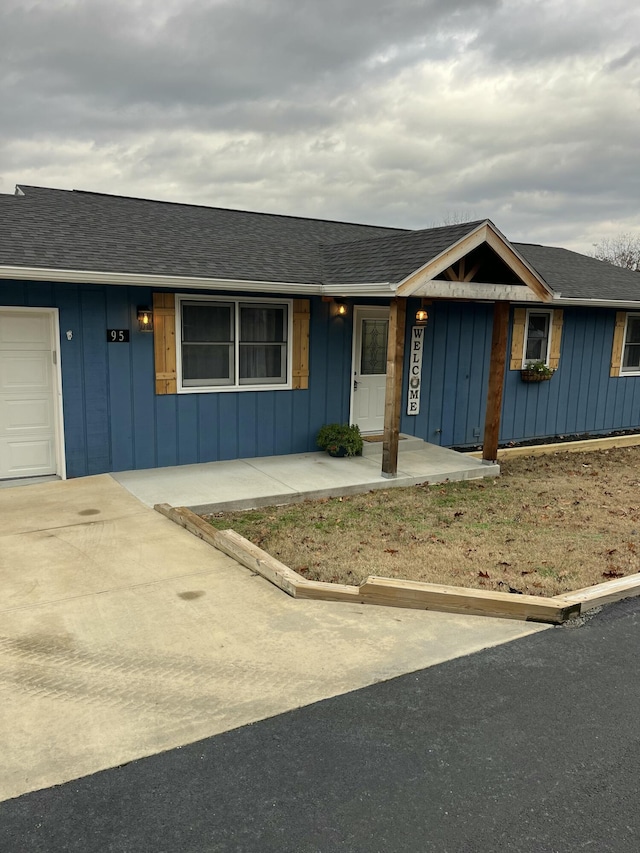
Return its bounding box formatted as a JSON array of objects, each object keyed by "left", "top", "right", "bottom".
[
  {"left": 0, "top": 0, "right": 639, "bottom": 254},
  {"left": 1, "top": 0, "right": 494, "bottom": 113}
]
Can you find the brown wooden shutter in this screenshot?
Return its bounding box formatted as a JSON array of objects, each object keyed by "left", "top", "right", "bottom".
[
  {"left": 510, "top": 307, "right": 527, "bottom": 370},
  {"left": 610, "top": 311, "right": 627, "bottom": 377},
  {"left": 291, "top": 299, "right": 310, "bottom": 390},
  {"left": 153, "top": 292, "right": 177, "bottom": 394},
  {"left": 548, "top": 309, "right": 563, "bottom": 370}
]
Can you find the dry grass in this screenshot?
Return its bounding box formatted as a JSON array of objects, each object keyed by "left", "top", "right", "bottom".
[{"left": 205, "top": 446, "right": 640, "bottom": 597}]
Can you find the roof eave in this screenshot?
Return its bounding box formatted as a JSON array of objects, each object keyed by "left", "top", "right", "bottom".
[
  {"left": 551, "top": 296, "right": 640, "bottom": 309},
  {"left": 0, "top": 265, "right": 324, "bottom": 295}
]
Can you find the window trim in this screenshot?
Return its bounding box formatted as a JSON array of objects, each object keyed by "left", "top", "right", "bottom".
[
  {"left": 522, "top": 308, "right": 553, "bottom": 366},
  {"left": 175, "top": 294, "right": 293, "bottom": 393},
  {"left": 620, "top": 312, "right": 640, "bottom": 376}
]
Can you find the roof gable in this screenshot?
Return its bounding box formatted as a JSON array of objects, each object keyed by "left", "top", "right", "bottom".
[
  {"left": 395, "top": 221, "right": 552, "bottom": 302},
  {"left": 323, "top": 219, "right": 552, "bottom": 302}
]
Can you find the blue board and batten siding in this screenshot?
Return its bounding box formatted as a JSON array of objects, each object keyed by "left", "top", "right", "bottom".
[
  {"left": 3, "top": 282, "right": 354, "bottom": 477},
  {"left": 501, "top": 306, "right": 640, "bottom": 443},
  {"left": 3, "top": 281, "right": 640, "bottom": 477},
  {"left": 406, "top": 302, "right": 640, "bottom": 447}
]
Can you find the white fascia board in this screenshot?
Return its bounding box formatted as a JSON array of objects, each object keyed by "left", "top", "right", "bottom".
[
  {"left": 0, "top": 263, "right": 397, "bottom": 297},
  {"left": 550, "top": 297, "right": 640, "bottom": 309},
  {"left": 0, "top": 265, "right": 323, "bottom": 295},
  {"left": 322, "top": 281, "right": 393, "bottom": 296}
]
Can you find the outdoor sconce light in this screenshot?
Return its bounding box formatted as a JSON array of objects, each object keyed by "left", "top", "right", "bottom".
[
  {"left": 322, "top": 296, "right": 349, "bottom": 317},
  {"left": 137, "top": 307, "right": 154, "bottom": 332},
  {"left": 415, "top": 308, "right": 429, "bottom": 325}
]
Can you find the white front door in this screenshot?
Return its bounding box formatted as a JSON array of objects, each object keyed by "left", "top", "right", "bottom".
[
  {"left": 351, "top": 307, "right": 389, "bottom": 433},
  {"left": 0, "top": 310, "right": 60, "bottom": 479}
]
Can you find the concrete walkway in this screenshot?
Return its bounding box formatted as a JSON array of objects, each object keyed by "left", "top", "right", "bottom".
[
  {"left": 113, "top": 438, "right": 499, "bottom": 511},
  {"left": 0, "top": 473, "right": 544, "bottom": 802}
]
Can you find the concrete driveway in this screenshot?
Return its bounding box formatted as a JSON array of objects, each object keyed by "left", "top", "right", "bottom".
[{"left": 0, "top": 474, "right": 547, "bottom": 802}]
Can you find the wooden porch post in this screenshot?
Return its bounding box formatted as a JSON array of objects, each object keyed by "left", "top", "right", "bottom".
[
  {"left": 382, "top": 297, "right": 407, "bottom": 477},
  {"left": 482, "top": 301, "right": 510, "bottom": 462}
]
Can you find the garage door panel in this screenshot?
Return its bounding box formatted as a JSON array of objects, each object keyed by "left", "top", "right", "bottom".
[
  {"left": 0, "top": 352, "right": 51, "bottom": 391},
  {"left": 1, "top": 397, "right": 54, "bottom": 433},
  {"left": 1, "top": 438, "right": 56, "bottom": 477},
  {"left": 0, "top": 313, "right": 51, "bottom": 349}
]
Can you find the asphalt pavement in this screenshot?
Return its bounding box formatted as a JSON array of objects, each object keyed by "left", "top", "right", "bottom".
[{"left": 1, "top": 597, "right": 638, "bottom": 853}]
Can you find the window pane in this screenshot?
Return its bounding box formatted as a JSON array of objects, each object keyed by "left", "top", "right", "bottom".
[
  {"left": 525, "top": 313, "right": 550, "bottom": 362},
  {"left": 183, "top": 303, "right": 233, "bottom": 343},
  {"left": 239, "top": 344, "right": 286, "bottom": 383},
  {"left": 625, "top": 316, "right": 640, "bottom": 345},
  {"left": 183, "top": 344, "right": 232, "bottom": 385},
  {"left": 361, "top": 319, "right": 388, "bottom": 375},
  {"left": 240, "top": 305, "right": 286, "bottom": 342},
  {"left": 623, "top": 344, "right": 640, "bottom": 370}
]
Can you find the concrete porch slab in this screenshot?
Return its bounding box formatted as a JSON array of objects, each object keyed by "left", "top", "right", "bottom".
[{"left": 113, "top": 441, "right": 499, "bottom": 513}]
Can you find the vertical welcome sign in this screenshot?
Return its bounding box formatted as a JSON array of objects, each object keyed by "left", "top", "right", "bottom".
[{"left": 407, "top": 325, "right": 425, "bottom": 415}]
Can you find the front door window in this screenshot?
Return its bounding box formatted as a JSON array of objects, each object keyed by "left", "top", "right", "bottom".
[{"left": 360, "top": 319, "right": 388, "bottom": 375}]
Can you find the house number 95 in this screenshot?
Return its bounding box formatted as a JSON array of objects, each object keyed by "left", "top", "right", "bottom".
[{"left": 106, "top": 329, "right": 130, "bottom": 343}]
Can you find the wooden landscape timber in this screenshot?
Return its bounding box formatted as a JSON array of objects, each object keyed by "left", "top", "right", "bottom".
[
  {"left": 555, "top": 572, "right": 640, "bottom": 612},
  {"left": 467, "top": 432, "right": 640, "bottom": 460},
  {"left": 150, "top": 503, "right": 640, "bottom": 624}
]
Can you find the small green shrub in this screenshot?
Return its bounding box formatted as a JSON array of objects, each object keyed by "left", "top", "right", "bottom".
[{"left": 316, "top": 423, "right": 364, "bottom": 457}]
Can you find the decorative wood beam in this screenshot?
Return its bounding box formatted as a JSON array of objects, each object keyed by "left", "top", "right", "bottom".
[
  {"left": 463, "top": 261, "right": 481, "bottom": 282},
  {"left": 382, "top": 297, "right": 407, "bottom": 477},
  {"left": 482, "top": 302, "right": 510, "bottom": 463}
]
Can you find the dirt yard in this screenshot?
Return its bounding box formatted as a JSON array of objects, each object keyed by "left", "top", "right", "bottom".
[{"left": 206, "top": 446, "right": 640, "bottom": 597}]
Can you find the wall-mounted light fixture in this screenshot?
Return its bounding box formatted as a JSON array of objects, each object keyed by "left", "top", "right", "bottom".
[
  {"left": 415, "top": 308, "right": 429, "bottom": 325},
  {"left": 323, "top": 296, "right": 348, "bottom": 317},
  {"left": 137, "top": 307, "right": 154, "bottom": 332}
]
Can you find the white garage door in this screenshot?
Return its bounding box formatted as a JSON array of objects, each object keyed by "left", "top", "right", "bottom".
[{"left": 0, "top": 310, "right": 59, "bottom": 480}]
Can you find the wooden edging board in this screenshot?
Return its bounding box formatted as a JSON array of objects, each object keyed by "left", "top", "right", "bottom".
[
  {"left": 153, "top": 503, "right": 640, "bottom": 624},
  {"left": 466, "top": 433, "right": 640, "bottom": 460}
]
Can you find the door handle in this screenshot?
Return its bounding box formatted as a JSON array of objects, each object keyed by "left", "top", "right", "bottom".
[{"left": 353, "top": 379, "right": 358, "bottom": 391}]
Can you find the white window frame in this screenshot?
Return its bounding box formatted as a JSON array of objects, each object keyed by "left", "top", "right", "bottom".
[
  {"left": 522, "top": 308, "right": 553, "bottom": 366},
  {"left": 175, "top": 294, "right": 293, "bottom": 393},
  {"left": 620, "top": 313, "right": 640, "bottom": 376}
]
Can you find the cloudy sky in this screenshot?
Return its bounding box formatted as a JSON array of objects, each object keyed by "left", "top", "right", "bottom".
[{"left": 1, "top": 0, "right": 638, "bottom": 252}]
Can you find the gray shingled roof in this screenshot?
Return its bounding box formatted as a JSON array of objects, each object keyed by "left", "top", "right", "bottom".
[
  {"left": 321, "top": 221, "right": 485, "bottom": 285},
  {"left": 1, "top": 185, "right": 638, "bottom": 303},
  {"left": 516, "top": 243, "right": 640, "bottom": 302},
  {"left": 0, "top": 186, "right": 405, "bottom": 285}
]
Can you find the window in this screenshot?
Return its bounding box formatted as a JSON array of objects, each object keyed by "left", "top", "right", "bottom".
[
  {"left": 177, "top": 297, "right": 290, "bottom": 391},
  {"left": 621, "top": 314, "right": 640, "bottom": 374},
  {"left": 510, "top": 307, "right": 562, "bottom": 372},
  {"left": 523, "top": 309, "right": 552, "bottom": 365}
]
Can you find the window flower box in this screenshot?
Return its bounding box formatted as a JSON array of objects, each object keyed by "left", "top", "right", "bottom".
[{"left": 520, "top": 361, "right": 555, "bottom": 382}]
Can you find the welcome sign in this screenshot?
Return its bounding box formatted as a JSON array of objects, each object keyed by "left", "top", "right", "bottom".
[{"left": 407, "top": 325, "right": 425, "bottom": 415}]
